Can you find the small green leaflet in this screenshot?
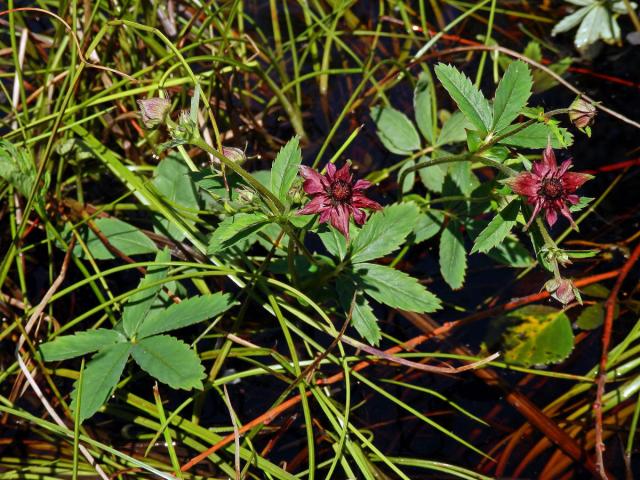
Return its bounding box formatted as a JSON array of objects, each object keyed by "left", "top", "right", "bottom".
[
  {"left": 434, "top": 63, "right": 493, "bottom": 134},
  {"left": 337, "top": 276, "right": 381, "bottom": 346},
  {"left": 138, "top": 293, "right": 234, "bottom": 338},
  {"left": 492, "top": 61, "right": 532, "bottom": 132},
  {"left": 207, "top": 213, "right": 270, "bottom": 253},
  {"left": 471, "top": 200, "right": 520, "bottom": 254},
  {"left": 0, "top": 140, "right": 37, "bottom": 198},
  {"left": 353, "top": 263, "right": 441, "bottom": 313},
  {"left": 40, "top": 329, "right": 126, "bottom": 362},
  {"left": 350, "top": 203, "right": 420, "bottom": 264},
  {"left": 371, "top": 105, "right": 421, "bottom": 154},
  {"left": 131, "top": 335, "right": 205, "bottom": 390},
  {"left": 122, "top": 248, "right": 171, "bottom": 337},
  {"left": 70, "top": 343, "right": 132, "bottom": 423},
  {"left": 413, "top": 72, "right": 435, "bottom": 144},
  {"left": 270, "top": 136, "right": 302, "bottom": 203},
  {"left": 70, "top": 217, "right": 158, "bottom": 260},
  {"left": 439, "top": 220, "right": 467, "bottom": 290},
  {"left": 413, "top": 210, "right": 445, "bottom": 244},
  {"left": 498, "top": 122, "right": 573, "bottom": 148}
]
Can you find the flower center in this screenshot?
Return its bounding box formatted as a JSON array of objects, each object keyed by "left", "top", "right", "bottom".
[
  {"left": 329, "top": 179, "right": 352, "bottom": 203},
  {"left": 540, "top": 178, "right": 564, "bottom": 199}
]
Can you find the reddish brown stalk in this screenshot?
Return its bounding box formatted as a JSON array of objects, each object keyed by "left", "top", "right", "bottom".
[
  {"left": 594, "top": 241, "right": 640, "bottom": 479},
  {"left": 180, "top": 269, "right": 620, "bottom": 473}
]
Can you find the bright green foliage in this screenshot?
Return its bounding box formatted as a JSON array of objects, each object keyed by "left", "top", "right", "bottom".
[
  {"left": 40, "top": 329, "right": 126, "bottom": 362},
  {"left": 353, "top": 263, "right": 441, "bottom": 313},
  {"left": 471, "top": 200, "right": 521, "bottom": 254},
  {"left": 337, "top": 277, "right": 381, "bottom": 345},
  {"left": 70, "top": 343, "right": 132, "bottom": 423},
  {"left": 152, "top": 153, "right": 200, "bottom": 241},
  {"left": 70, "top": 217, "right": 159, "bottom": 260},
  {"left": 501, "top": 305, "right": 575, "bottom": 367},
  {"left": 498, "top": 122, "right": 573, "bottom": 148},
  {"left": 138, "top": 293, "right": 234, "bottom": 338},
  {"left": 207, "top": 213, "right": 270, "bottom": 253},
  {"left": 131, "top": 335, "right": 205, "bottom": 390},
  {"left": 270, "top": 136, "right": 302, "bottom": 203},
  {"left": 492, "top": 61, "right": 533, "bottom": 132},
  {"left": 350, "top": 203, "right": 420, "bottom": 263},
  {"left": 414, "top": 72, "right": 435, "bottom": 144},
  {"left": 371, "top": 105, "right": 421, "bottom": 154},
  {"left": 434, "top": 63, "right": 493, "bottom": 133},
  {"left": 413, "top": 210, "right": 445, "bottom": 243},
  {"left": 0, "top": 140, "right": 37, "bottom": 198},
  {"left": 439, "top": 220, "right": 467, "bottom": 290}
]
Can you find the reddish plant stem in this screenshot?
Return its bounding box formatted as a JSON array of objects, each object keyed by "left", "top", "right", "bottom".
[
  {"left": 180, "top": 268, "right": 620, "bottom": 473},
  {"left": 594, "top": 242, "right": 640, "bottom": 479}
]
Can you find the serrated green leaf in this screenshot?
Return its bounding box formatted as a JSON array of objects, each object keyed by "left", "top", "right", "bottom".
[
  {"left": 70, "top": 217, "right": 158, "bottom": 260},
  {"left": 439, "top": 220, "right": 467, "bottom": 290},
  {"left": 270, "top": 137, "right": 302, "bottom": 202},
  {"left": 498, "top": 122, "right": 573, "bottom": 148},
  {"left": 353, "top": 263, "right": 441, "bottom": 313},
  {"left": 414, "top": 72, "right": 435, "bottom": 144},
  {"left": 71, "top": 342, "right": 132, "bottom": 422},
  {"left": 436, "top": 111, "right": 472, "bottom": 146},
  {"left": 434, "top": 63, "right": 493, "bottom": 133},
  {"left": 40, "top": 329, "right": 126, "bottom": 361},
  {"left": 448, "top": 161, "right": 479, "bottom": 197},
  {"left": 337, "top": 277, "right": 381, "bottom": 346},
  {"left": 131, "top": 335, "right": 205, "bottom": 390},
  {"left": 371, "top": 105, "right": 421, "bottom": 154},
  {"left": 152, "top": 152, "right": 200, "bottom": 241},
  {"left": 207, "top": 213, "right": 270, "bottom": 253},
  {"left": 471, "top": 200, "right": 520, "bottom": 254},
  {"left": 351, "top": 203, "right": 420, "bottom": 263},
  {"left": 122, "top": 248, "right": 171, "bottom": 337},
  {"left": 0, "top": 140, "right": 37, "bottom": 198},
  {"left": 418, "top": 157, "right": 447, "bottom": 193},
  {"left": 500, "top": 305, "right": 574, "bottom": 367},
  {"left": 138, "top": 293, "right": 234, "bottom": 338},
  {"left": 492, "top": 61, "right": 532, "bottom": 132},
  {"left": 318, "top": 227, "right": 348, "bottom": 260},
  {"left": 413, "top": 210, "right": 445, "bottom": 244}
]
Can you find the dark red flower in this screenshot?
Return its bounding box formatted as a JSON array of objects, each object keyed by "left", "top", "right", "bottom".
[
  {"left": 298, "top": 162, "right": 382, "bottom": 239},
  {"left": 505, "top": 145, "right": 592, "bottom": 230}
]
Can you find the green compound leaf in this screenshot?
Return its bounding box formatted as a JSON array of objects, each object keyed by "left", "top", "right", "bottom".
[
  {"left": 207, "top": 213, "right": 270, "bottom": 253},
  {"left": 71, "top": 217, "right": 158, "bottom": 260},
  {"left": 0, "top": 140, "right": 37, "bottom": 198},
  {"left": 152, "top": 152, "right": 200, "bottom": 241},
  {"left": 439, "top": 220, "right": 467, "bottom": 290},
  {"left": 337, "top": 276, "right": 381, "bottom": 346},
  {"left": 371, "top": 105, "right": 421, "bottom": 154},
  {"left": 501, "top": 305, "right": 574, "bottom": 367},
  {"left": 492, "top": 60, "right": 533, "bottom": 132},
  {"left": 122, "top": 248, "right": 171, "bottom": 338},
  {"left": 354, "top": 263, "right": 441, "bottom": 313},
  {"left": 71, "top": 342, "right": 132, "bottom": 423},
  {"left": 351, "top": 203, "right": 420, "bottom": 264},
  {"left": 413, "top": 71, "right": 435, "bottom": 144},
  {"left": 270, "top": 136, "right": 302, "bottom": 203},
  {"left": 434, "top": 63, "right": 493, "bottom": 134},
  {"left": 131, "top": 335, "right": 205, "bottom": 390},
  {"left": 471, "top": 200, "right": 520, "bottom": 254},
  {"left": 40, "top": 329, "right": 126, "bottom": 361},
  {"left": 138, "top": 293, "right": 235, "bottom": 339}
]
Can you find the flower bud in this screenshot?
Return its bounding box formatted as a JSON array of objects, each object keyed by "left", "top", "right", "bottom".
[
  {"left": 137, "top": 98, "right": 171, "bottom": 129},
  {"left": 569, "top": 98, "right": 596, "bottom": 129},
  {"left": 545, "top": 278, "right": 582, "bottom": 305},
  {"left": 222, "top": 146, "right": 247, "bottom": 165}
]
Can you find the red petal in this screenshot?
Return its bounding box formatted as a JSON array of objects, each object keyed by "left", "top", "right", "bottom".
[
  {"left": 330, "top": 204, "right": 351, "bottom": 239},
  {"left": 545, "top": 208, "right": 558, "bottom": 227},
  {"left": 353, "top": 179, "right": 372, "bottom": 191},
  {"left": 557, "top": 159, "right": 573, "bottom": 176},
  {"left": 352, "top": 207, "right": 367, "bottom": 225},
  {"left": 566, "top": 194, "right": 580, "bottom": 204},
  {"left": 559, "top": 204, "right": 578, "bottom": 230},
  {"left": 543, "top": 144, "right": 558, "bottom": 170},
  {"left": 298, "top": 195, "right": 328, "bottom": 215},
  {"left": 506, "top": 173, "right": 540, "bottom": 197},
  {"left": 318, "top": 207, "right": 332, "bottom": 224},
  {"left": 335, "top": 162, "right": 352, "bottom": 182},
  {"left": 352, "top": 193, "right": 382, "bottom": 210},
  {"left": 326, "top": 163, "right": 336, "bottom": 180},
  {"left": 561, "top": 172, "right": 591, "bottom": 192},
  {"left": 299, "top": 166, "right": 328, "bottom": 194},
  {"left": 524, "top": 201, "right": 542, "bottom": 230}
]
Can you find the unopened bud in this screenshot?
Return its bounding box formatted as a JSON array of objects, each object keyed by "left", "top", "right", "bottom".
[
  {"left": 569, "top": 98, "right": 596, "bottom": 129},
  {"left": 137, "top": 98, "right": 171, "bottom": 129},
  {"left": 545, "top": 278, "right": 581, "bottom": 305},
  {"left": 222, "top": 146, "right": 247, "bottom": 165}
]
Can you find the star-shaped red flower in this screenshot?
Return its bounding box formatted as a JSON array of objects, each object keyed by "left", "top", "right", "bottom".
[
  {"left": 505, "top": 145, "right": 592, "bottom": 230},
  {"left": 298, "top": 162, "right": 382, "bottom": 239}
]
